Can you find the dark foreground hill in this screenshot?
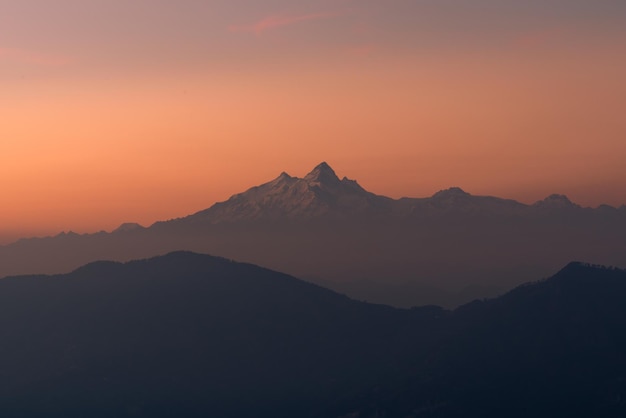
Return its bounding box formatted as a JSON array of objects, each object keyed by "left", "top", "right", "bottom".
[
  {"left": 338, "top": 262, "right": 626, "bottom": 417},
  {"left": 0, "top": 252, "right": 430, "bottom": 417},
  {"left": 1, "top": 253, "right": 625, "bottom": 417}
]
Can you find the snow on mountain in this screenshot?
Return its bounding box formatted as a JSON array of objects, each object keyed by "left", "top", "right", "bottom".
[
  {"left": 185, "top": 162, "right": 392, "bottom": 223},
  {"left": 170, "top": 162, "right": 610, "bottom": 225}
]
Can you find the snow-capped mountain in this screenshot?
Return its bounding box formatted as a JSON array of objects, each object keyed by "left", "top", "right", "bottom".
[
  {"left": 184, "top": 162, "right": 392, "bottom": 223},
  {"left": 178, "top": 162, "right": 575, "bottom": 223},
  {"left": 1, "top": 161, "right": 625, "bottom": 309}
]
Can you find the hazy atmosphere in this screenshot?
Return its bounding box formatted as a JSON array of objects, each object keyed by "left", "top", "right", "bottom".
[
  {"left": 3, "top": 2, "right": 626, "bottom": 417},
  {"left": 2, "top": 0, "right": 626, "bottom": 242}
]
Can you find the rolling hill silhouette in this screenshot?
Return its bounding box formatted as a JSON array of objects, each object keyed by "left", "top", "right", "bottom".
[
  {"left": 0, "top": 253, "right": 625, "bottom": 417},
  {"left": 1, "top": 162, "right": 625, "bottom": 307}
]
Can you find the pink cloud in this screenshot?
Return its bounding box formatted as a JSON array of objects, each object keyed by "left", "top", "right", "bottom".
[
  {"left": 229, "top": 12, "right": 343, "bottom": 35},
  {"left": 0, "top": 47, "right": 70, "bottom": 67}
]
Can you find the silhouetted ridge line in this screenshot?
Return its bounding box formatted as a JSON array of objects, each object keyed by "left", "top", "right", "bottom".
[
  {"left": 432, "top": 187, "right": 470, "bottom": 198},
  {"left": 1, "top": 254, "right": 626, "bottom": 416},
  {"left": 1, "top": 161, "right": 625, "bottom": 310}
]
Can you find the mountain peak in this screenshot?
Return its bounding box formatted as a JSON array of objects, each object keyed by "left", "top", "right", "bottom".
[
  {"left": 113, "top": 222, "right": 145, "bottom": 233},
  {"left": 548, "top": 261, "right": 624, "bottom": 287},
  {"left": 304, "top": 162, "right": 340, "bottom": 185},
  {"left": 534, "top": 194, "right": 579, "bottom": 209},
  {"left": 314, "top": 161, "right": 332, "bottom": 170},
  {"left": 546, "top": 194, "right": 571, "bottom": 201},
  {"left": 432, "top": 187, "right": 470, "bottom": 198}
]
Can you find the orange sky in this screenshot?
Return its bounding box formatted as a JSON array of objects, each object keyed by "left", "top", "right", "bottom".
[{"left": 1, "top": 1, "right": 626, "bottom": 243}]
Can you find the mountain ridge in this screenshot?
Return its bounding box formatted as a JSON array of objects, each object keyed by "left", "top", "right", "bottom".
[
  {"left": 161, "top": 162, "right": 618, "bottom": 225},
  {"left": 0, "top": 162, "right": 625, "bottom": 309},
  {"left": 181, "top": 161, "right": 391, "bottom": 223},
  {"left": 3, "top": 162, "right": 622, "bottom": 242},
  {"left": 1, "top": 252, "right": 626, "bottom": 417}
]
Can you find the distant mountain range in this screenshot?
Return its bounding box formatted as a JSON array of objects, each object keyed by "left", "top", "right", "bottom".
[
  {"left": 2, "top": 162, "right": 625, "bottom": 307},
  {"left": 165, "top": 162, "right": 624, "bottom": 223},
  {"left": 1, "top": 252, "right": 625, "bottom": 417}
]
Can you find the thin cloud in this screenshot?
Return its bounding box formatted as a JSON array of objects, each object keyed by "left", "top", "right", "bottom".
[
  {"left": 229, "top": 12, "right": 343, "bottom": 35},
  {"left": 0, "top": 47, "right": 70, "bottom": 67}
]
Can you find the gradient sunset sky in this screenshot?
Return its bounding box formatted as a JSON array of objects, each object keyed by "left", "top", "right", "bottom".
[{"left": 2, "top": 0, "right": 626, "bottom": 242}]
